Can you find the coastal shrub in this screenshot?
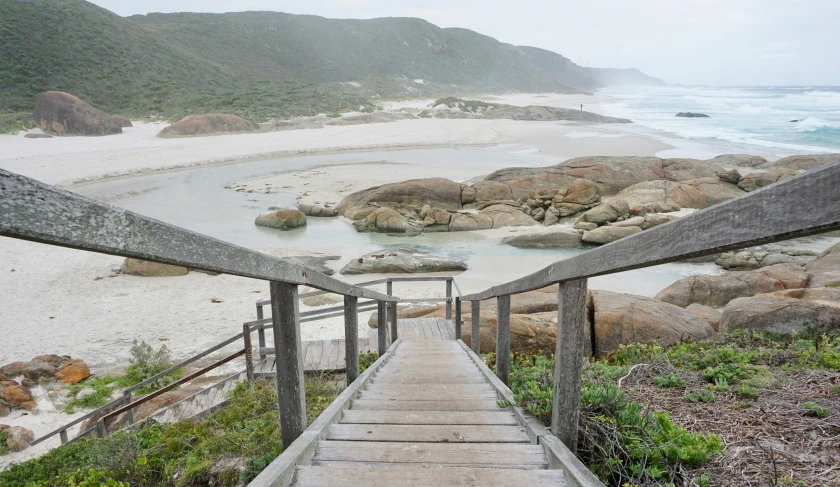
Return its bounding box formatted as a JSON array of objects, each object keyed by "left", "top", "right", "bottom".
[
  {"left": 65, "top": 341, "right": 180, "bottom": 412},
  {"left": 736, "top": 384, "right": 758, "bottom": 399},
  {"left": 359, "top": 351, "right": 378, "bottom": 373},
  {"left": 0, "top": 429, "right": 9, "bottom": 456},
  {"left": 652, "top": 373, "right": 686, "bottom": 389},
  {"left": 824, "top": 281, "right": 840, "bottom": 288},
  {"left": 0, "top": 375, "right": 344, "bottom": 486},
  {"left": 0, "top": 112, "right": 36, "bottom": 134},
  {"left": 505, "top": 353, "right": 724, "bottom": 485},
  {"left": 802, "top": 401, "right": 828, "bottom": 418},
  {"left": 685, "top": 390, "right": 715, "bottom": 404},
  {"left": 832, "top": 385, "right": 840, "bottom": 395}
]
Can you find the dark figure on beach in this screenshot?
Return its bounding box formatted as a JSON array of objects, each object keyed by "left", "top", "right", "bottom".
[{"left": 580, "top": 104, "right": 583, "bottom": 111}]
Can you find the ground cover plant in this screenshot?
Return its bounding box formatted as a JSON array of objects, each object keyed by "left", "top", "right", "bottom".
[
  {"left": 496, "top": 329, "right": 840, "bottom": 486},
  {"left": 64, "top": 340, "right": 181, "bottom": 413},
  {"left": 0, "top": 374, "right": 344, "bottom": 486}
]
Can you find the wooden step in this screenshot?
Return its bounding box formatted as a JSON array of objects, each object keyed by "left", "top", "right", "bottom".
[
  {"left": 340, "top": 410, "right": 518, "bottom": 425},
  {"left": 351, "top": 399, "right": 505, "bottom": 411},
  {"left": 292, "top": 465, "right": 566, "bottom": 486},
  {"left": 326, "top": 424, "right": 530, "bottom": 443}
]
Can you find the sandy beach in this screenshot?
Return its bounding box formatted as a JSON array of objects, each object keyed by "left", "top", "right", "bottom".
[{"left": 0, "top": 92, "right": 781, "bottom": 465}]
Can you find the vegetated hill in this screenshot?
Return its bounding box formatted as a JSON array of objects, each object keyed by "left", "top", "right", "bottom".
[
  {"left": 587, "top": 67, "right": 667, "bottom": 86},
  {"left": 0, "top": 0, "right": 664, "bottom": 122}
]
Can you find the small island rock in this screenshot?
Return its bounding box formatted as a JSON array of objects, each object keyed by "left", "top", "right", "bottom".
[{"left": 255, "top": 209, "right": 307, "bottom": 230}]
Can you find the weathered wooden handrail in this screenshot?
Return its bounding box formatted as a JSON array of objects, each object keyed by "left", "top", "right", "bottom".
[
  {"left": 0, "top": 169, "right": 396, "bottom": 303},
  {"left": 461, "top": 162, "right": 840, "bottom": 301}
]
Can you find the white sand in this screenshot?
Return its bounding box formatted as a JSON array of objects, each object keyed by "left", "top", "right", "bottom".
[{"left": 0, "top": 93, "right": 734, "bottom": 465}]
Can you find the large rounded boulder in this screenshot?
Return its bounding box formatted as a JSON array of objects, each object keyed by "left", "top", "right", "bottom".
[
  {"left": 33, "top": 91, "right": 122, "bottom": 136},
  {"left": 590, "top": 290, "right": 715, "bottom": 356},
  {"left": 720, "top": 296, "right": 840, "bottom": 334},
  {"left": 255, "top": 209, "right": 307, "bottom": 230},
  {"left": 336, "top": 178, "right": 464, "bottom": 219},
  {"left": 614, "top": 178, "right": 745, "bottom": 209},
  {"left": 157, "top": 114, "right": 259, "bottom": 138}
]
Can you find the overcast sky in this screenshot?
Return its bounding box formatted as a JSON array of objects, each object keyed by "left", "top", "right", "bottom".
[{"left": 90, "top": 0, "right": 838, "bottom": 86}]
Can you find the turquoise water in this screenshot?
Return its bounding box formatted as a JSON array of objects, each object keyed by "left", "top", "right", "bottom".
[{"left": 600, "top": 86, "right": 840, "bottom": 155}]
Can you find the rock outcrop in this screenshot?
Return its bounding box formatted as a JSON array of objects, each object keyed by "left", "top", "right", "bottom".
[
  {"left": 337, "top": 178, "right": 463, "bottom": 219},
  {"left": 112, "top": 115, "right": 133, "bottom": 128},
  {"left": 806, "top": 242, "right": 840, "bottom": 288},
  {"left": 614, "top": 178, "right": 745, "bottom": 209},
  {"left": 298, "top": 204, "right": 337, "bottom": 217},
  {"left": 720, "top": 296, "right": 840, "bottom": 334},
  {"left": 3, "top": 425, "right": 34, "bottom": 452},
  {"left": 341, "top": 247, "right": 467, "bottom": 275},
  {"left": 655, "top": 264, "right": 808, "bottom": 308},
  {"left": 0, "top": 382, "right": 34, "bottom": 410},
  {"left": 55, "top": 359, "right": 91, "bottom": 384},
  {"left": 707, "top": 154, "right": 768, "bottom": 168},
  {"left": 589, "top": 291, "right": 715, "bottom": 356},
  {"left": 676, "top": 112, "right": 710, "bottom": 118},
  {"left": 33, "top": 91, "right": 122, "bottom": 136},
  {"left": 157, "top": 114, "right": 259, "bottom": 138},
  {"left": 684, "top": 304, "right": 722, "bottom": 331},
  {"left": 715, "top": 249, "right": 816, "bottom": 270},
  {"left": 255, "top": 209, "right": 307, "bottom": 230},
  {"left": 502, "top": 228, "right": 586, "bottom": 248},
  {"left": 737, "top": 169, "right": 799, "bottom": 192},
  {"left": 121, "top": 258, "right": 189, "bottom": 277},
  {"left": 417, "top": 98, "right": 631, "bottom": 124},
  {"left": 759, "top": 153, "right": 840, "bottom": 172},
  {"left": 581, "top": 225, "right": 642, "bottom": 244}
]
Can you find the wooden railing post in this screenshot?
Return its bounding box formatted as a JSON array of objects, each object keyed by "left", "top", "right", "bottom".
[
  {"left": 243, "top": 323, "right": 254, "bottom": 382},
  {"left": 59, "top": 429, "right": 68, "bottom": 444},
  {"left": 125, "top": 393, "right": 135, "bottom": 426},
  {"left": 471, "top": 300, "right": 481, "bottom": 354},
  {"left": 387, "top": 280, "right": 398, "bottom": 340},
  {"left": 552, "top": 278, "right": 588, "bottom": 453},
  {"left": 445, "top": 279, "right": 453, "bottom": 319},
  {"left": 496, "top": 295, "right": 511, "bottom": 385},
  {"left": 454, "top": 297, "right": 462, "bottom": 339},
  {"left": 269, "top": 281, "right": 306, "bottom": 449},
  {"left": 344, "top": 295, "right": 359, "bottom": 386},
  {"left": 256, "top": 304, "right": 266, "bottom": 360},
  {"left": 377, "top": 300, "right": 388, "bottom": 355}
]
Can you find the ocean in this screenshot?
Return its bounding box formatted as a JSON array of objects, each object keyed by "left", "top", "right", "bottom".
[{"left": 598, "top": 85, "right": 840, "bottom": 157}]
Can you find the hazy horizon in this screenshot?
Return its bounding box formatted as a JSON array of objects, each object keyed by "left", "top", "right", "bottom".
[{"left": 86, "top": 0, "right": 839, "bottom": 87}]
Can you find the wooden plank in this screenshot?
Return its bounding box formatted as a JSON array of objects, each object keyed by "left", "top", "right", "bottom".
[
  {"left": 369, "top": 376, "right": 488, "bottom": 385},
  {"left": 292, "top": 466, "right": 566, "bottom": 486},
  {"left": 552, "top": 279, "right": 588, "bottom": 454},
  {"left": 304, "top": 340, "right": 323, "bottom": 371},
  {"left": 350, "top": 399, "right": 506, "bottom": 411},
  {"left": 270, "top": 281, "right": 306, "bottom": 449},
  {"left": 460, "top": 162, "right": 840, "bottom": 302},
  {"left": 326, "top": 424, "right": 530, "bottom": 443},
  {"left": 312, "top": 441, "right": 544, "bottom": 464},
  {"left": 363, "top": 384, "right": 495, "bottom": 395},
  {"left": 356, "top": 389, "right": 498, "bottom": 400},
  {"left": 248, "top": 340, "right": 402, "bottom": 487},
  {"left": 340, "top": 410, "right": 519, "bottom": 425},
  {"left": 542, "top": 435, "right": 606, "bottom": 487},
  {"left": 309, "top": 461, "right": 545, "bottom": 470},
  {"left": 496, "top": 295, "right": 511, "bottom": 386},
  {"left": 344, "top": 296, "right": 359, "bottom": 385}
]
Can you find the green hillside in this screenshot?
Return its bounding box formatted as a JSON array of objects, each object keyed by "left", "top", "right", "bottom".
[{"left": 0, "top": 0, "right": 662, "bottom": 123}]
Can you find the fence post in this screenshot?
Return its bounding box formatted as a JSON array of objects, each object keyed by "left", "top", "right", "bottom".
[
  {"left": 387, "top": 280, "right": 398, "bottom": 340},
  {"left": 269, "top": 281, "right": 306, "bottom": 449},
  {"left": 344, "top": 295, "right": 359, "bottom": 386},
  {"left": 243, "top": 323, "right": 254, "bottom": 381},
  {"left": 59, "top": 429, "right": 68, "bottom": 444},
  {"left": 256, "top": 304, "right": 267, "bottom": 360},
  {"left": 552, "top": 279, "right": 588, "bottom": 453},
  {"left": 96, "top": 418, "right": 107, "bottom": 438},
  {"left": 125, "top": 392, "right": 135, "bottom": 426},
  {"left": 454, "top": 297, "right": 462, "bottom": 339},
  {"left": 496, "top": 295, "right": 511, "bottom": 385},
  {"left": 377, "top": 300, "right": 388, "bottom": 355},
  {"left": 445, "top": 279, "right": 453, "bottom": 320},
  {"left": 471, "top": 300, "right": 481, "bottom": 354}
]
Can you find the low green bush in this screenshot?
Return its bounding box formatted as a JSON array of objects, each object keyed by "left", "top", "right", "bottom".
[
  {"left": 652, "top": 373, "right": 686, "bottom": 389},
  {"left": 684, "top": 390, "right": 715, "bottom": 404},
  {"left": 803, "top": 401, "right": 828, "bottom": 418}
]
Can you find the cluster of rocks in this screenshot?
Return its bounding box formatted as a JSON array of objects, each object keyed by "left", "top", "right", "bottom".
[
  {"left": 656, "top": 243, "right": 840, "bottom": 335},
  {"left": 676, "top": 112, "right": 710, "bottom": 118},
  {"left": 573, "top": 198, "right": 679, "bottom": 244},
  {"left": 32, "top": 91, "right": 132, "bottom": 137},
  {"left": 0, "top": 356, "right": 90, "bottom": 451},
  {"left": 417, "top": 98, "right": 632, "bottom": 124},
  {"left": 298, "top": 203, "right": 338, "bottom": 217},
  {"left": 365, "top": 241, "right": 840, "bottom": 357}
]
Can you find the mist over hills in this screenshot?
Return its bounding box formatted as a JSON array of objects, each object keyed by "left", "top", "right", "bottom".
[{"left": 0, "top": 0, "right": 664, "bottom": 120}]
